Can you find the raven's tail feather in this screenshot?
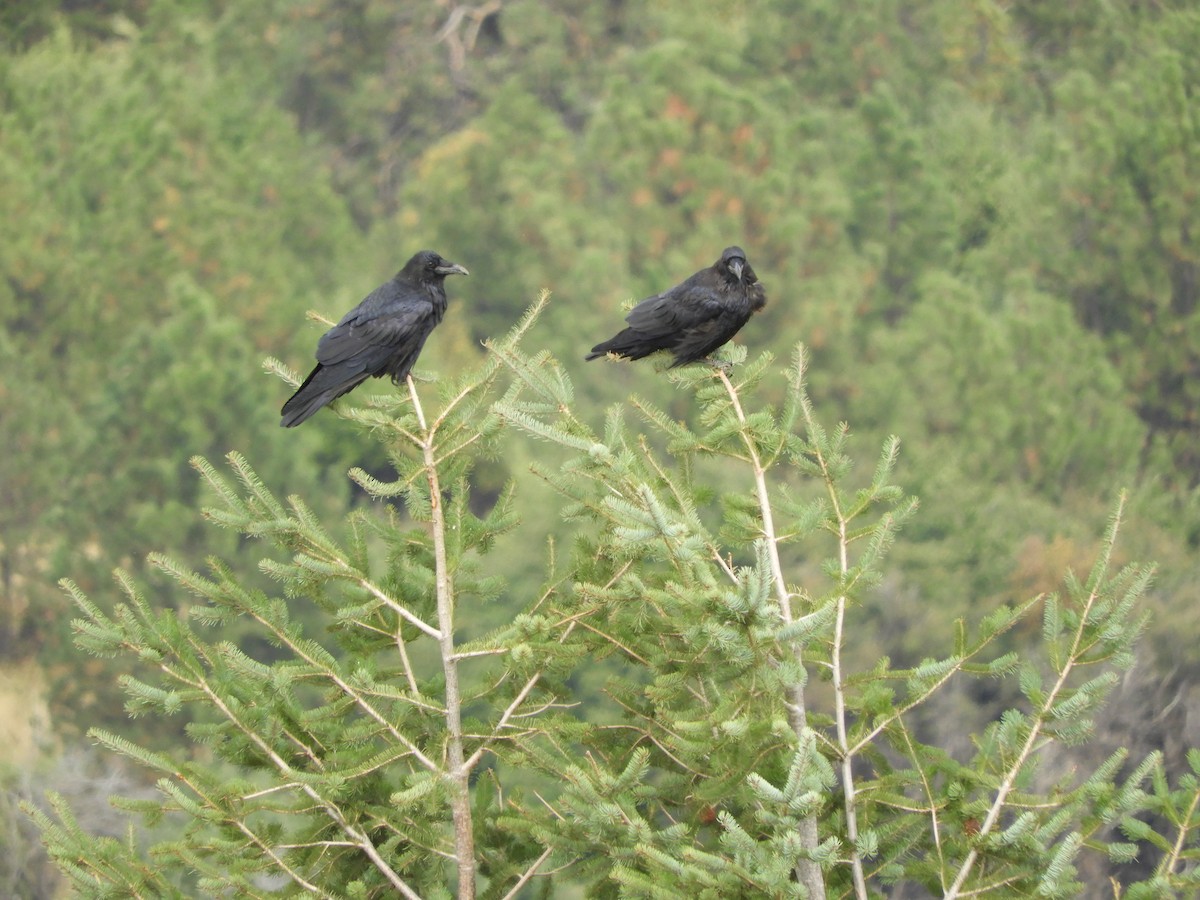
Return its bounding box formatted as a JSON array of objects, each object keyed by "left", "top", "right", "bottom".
[
  {"left": 585, "top": 329, "right": 660, "bottom": 362},
  {"left": 280, "top": 364, "right": 367, "bottom": 427}
]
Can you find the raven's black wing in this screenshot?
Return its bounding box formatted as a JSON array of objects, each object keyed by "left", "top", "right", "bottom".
[
  {"left": 280, "top": 288, "right": 439, "bottom": 426},
  {"left": 316, "top": 300, "right": 436, "bottom": 375},
  {"left": 622, "top": 275, "right": 725, "bottom": 338}
]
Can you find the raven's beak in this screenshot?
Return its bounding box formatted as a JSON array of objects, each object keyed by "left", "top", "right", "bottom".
[
  {"left": 728, "top": 259, "right": 744, "bottom": 281},
  {"left": 437, "top": 262, "right": 469, "bottom": 277}
]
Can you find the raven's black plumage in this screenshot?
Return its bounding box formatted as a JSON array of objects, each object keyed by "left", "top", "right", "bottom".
[
  {"left": 281, "top": 250, "right": 468, "bottom": 427},
  {"left": 586, "top": 246, "right": 766, "bottom": 368}
]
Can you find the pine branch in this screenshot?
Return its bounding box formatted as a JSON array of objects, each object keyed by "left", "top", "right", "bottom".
[
  {"left": 847, "top": 594, "right": 1040, "bottom": 757},
  {"left": 464, "top": 620, "right": 579, "bottom": 771},
  {"left": 204, "top": 667, "right": 422, "bottom": 896},
  {"left": 500, "top": 846, "right": 554, "bottom": 900},
  {"left": 1162, "top": 783, "right": 1200, "bottom": 879},
  {"left": 407, "top": 375, "right": 477, "bottom": 899},
  {"left": 944, "top": 494, "right": 1134, "bottom": 898},
  {"left": 715, "top": 363, "right": 826, "bottom": 900},
  {"left": 175, "top": 769, "right": 339, "bottom": 898},
  {"left": 150, "top": 555, "right": 444, "bottom": 774}
]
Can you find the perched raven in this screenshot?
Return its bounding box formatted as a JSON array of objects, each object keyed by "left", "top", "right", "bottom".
[
  {"left": 280, "top": 250, "right": 468, "bottom": 427},
  {"left": 585, "top": 246, "right": 766, "bottom": 368}
]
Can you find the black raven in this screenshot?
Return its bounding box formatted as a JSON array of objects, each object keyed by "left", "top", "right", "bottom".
[
  {"left": 280, "top": 250, "right": 468, "bottom": 427},
  {"left": 585, "top": 246, "right": 766, "bottom": 368}
]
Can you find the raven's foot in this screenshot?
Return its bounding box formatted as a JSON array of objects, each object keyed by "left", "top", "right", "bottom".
[{"left": 703, "top": 357, "right": 733, "bottom": 372}]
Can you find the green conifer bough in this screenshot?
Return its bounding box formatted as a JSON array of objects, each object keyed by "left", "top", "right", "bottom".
[{"left": 30, "top": 297, "right": 1200, "bottom": 898}]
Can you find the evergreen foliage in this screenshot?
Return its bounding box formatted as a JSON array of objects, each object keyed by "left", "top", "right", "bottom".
[{"left": 32, "top": 303, "right": 1200, "bottom": 896}]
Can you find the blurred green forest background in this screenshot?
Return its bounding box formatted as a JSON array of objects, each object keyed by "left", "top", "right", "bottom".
[{"left": 2, "top": 0, "right": 1199, "bottom": 892}]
